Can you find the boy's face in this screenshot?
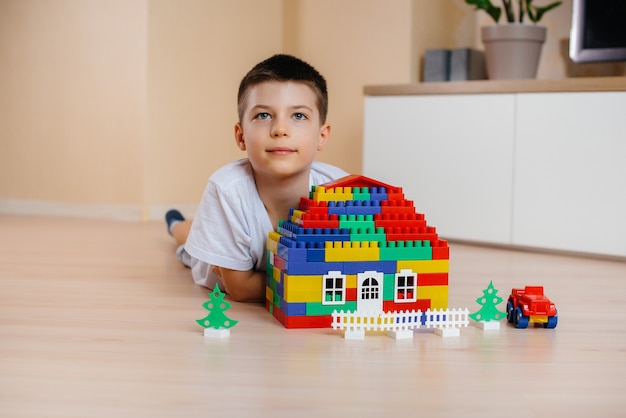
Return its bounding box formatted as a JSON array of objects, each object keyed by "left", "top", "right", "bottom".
[{"left": 234, "top": 81, "right": 329, "bottom": 181}]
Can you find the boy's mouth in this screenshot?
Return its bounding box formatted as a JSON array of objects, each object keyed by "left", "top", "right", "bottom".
[{"left": 267, "top": 147, "right": 297, "bottom": 155}]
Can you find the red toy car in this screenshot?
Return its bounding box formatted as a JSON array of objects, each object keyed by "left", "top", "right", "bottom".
[{"left": 506, "top": 286, "right": 558, "bottom": 329}]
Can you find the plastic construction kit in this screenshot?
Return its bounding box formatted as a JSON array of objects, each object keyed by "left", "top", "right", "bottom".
[
  {"left": 506, "top": 285, "right": 558, "bottom": 329},
  {"left": 469, "top": 281, "right": 508, "bottom": 330},
  {"left": 263, "top": 174, "right": 471, "bottom": 338},
  {"left": 196, "top": 285, "right": 238, "bottom": 338}
]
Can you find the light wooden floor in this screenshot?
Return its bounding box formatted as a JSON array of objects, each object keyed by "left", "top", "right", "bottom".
[{"left": 1, "top": 215, "right": 625, "bottom": 417}]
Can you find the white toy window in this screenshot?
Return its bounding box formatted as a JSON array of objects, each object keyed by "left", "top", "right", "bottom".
[
  {"left": 322, "top": 271, "right": 346, "bottom": 305},
  {"left": 395, "top": 269, "right": 417, "bottom": 303}
]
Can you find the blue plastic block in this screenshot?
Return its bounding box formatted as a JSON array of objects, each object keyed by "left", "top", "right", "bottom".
[
  {"left": 344, "top": 205, "right": 382, "bottom": 216},
  {"left": 306, "top": 244, "right": 326, "bottom": 262},
  {"left": 326, "top": 201, "right": 348, "bottom": 216},
  {"left": 284, "top": 260, "right": 344, "bottom": 275},
  {"left": 279, "top": 222, "right": 351, "bottom": 244},
  {"left": 281, "top": 299, "right": 307, "bottom": 316},
  {"left": 369, "top": 187, "right": 388, "bottom": 201},
  {"left": 277, "top": 241, "right": 307, "bottom": 262}
]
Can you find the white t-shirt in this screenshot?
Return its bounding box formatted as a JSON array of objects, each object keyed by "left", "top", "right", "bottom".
[{"left": 184, "top": 158, "right": 348, "bottom": 289}]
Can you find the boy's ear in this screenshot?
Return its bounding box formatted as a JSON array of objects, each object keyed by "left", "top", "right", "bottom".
[
  {"left": 234, "top": 123, "right": 246, "bottom": 151},
  {"left": 317, "top": 124, "right": 330, "bottom": 151}
]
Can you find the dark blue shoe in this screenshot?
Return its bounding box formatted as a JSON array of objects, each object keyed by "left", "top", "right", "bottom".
[{"left": 165, "top": 209, "right": 185, "bottom": 235}]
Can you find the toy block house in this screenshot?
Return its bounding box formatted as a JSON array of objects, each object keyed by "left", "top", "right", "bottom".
[{"left": 265, "top": 175, "right": 450, "bottom": 328}]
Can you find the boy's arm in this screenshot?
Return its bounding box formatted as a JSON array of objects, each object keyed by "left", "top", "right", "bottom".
[{"left": 213, "top": 266, "right": 265, "bottom": 303}]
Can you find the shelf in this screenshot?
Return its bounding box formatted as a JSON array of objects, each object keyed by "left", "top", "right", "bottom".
[{"left": 364, "top": 76, "right": 626, "bottom": 96}]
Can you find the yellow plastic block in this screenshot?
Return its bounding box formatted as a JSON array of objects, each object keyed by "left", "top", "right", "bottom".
[
  {"left": 345, "top": 274, "right": 357, "bottom": 289},
  {"left": 266, "top": 286, "right": 273, "bottom": 302},
  {"left": 312, "top": 186, "right": 354, "bottom": 202},
  {"left": 417, "top": 285, "right": 449, "bottom": 309},
  {"left": 283, "top": 274, "right": 323, "bottom": 302},
  {"left": 397, "top": 259, "right": 449, "bottom": 274},
  {"left": 290, "top": 209, "right": 305, "bottom": 224},
  {"left": 324, "top": 241, "right": 380, "bottom": 262},
  {"left": 272, "top": 266, "right": 282, "bottom": 283},
  {"left": 267, "top": 231, "right": 280, "bottom": 253}
]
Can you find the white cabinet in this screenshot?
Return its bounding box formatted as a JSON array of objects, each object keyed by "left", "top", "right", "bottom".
[
  {"left": 513, "top": 92, "right": 626, "bottom": 256},
  {"left": 363, "top": 90, "right": 626, "bottom": 257}
]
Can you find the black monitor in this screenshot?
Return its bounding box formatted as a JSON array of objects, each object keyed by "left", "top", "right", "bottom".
[{"left": 569, "top": 0, "right": 626, "bottom": 63}]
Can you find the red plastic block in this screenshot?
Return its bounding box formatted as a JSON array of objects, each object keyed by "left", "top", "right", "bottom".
[
  {"left": 374, "top": 213, "right": 427, "bottom": 229},
  {"left": 432, "top": 240, "right": 450, "bottom": 259},
  {"left": 385, "top": 226, "right": 438, "bottom": 242},
  {"left": 382, "top": 299, "right": 430, "bottom": 313},
  {"left": 380, "top": 200, "right": 415, "bottom": 215},
  {"left": 273, "top": 305, "right": 332, "bottom": 328},
  {"left": 417, "top": 273, "right": 449, "bottom": 286},
  {"left": 299, "top": 213, "right": 340, "bottom": 229},
  {"left": 319, "top": 174, "right": 401, "bottom": 193},
  {"left": 298, "top": 198, "right": 329, "bottom": 215},
  {"left": 346, "top": 287, "right": 357, "bottom": 301},
  {"left": 273, "top": 254, "right": 285, "bottom": 271}
]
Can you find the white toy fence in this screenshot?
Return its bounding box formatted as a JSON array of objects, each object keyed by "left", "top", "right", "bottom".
[{"left": 331, "top": 308, "right": 470, "bottom": 339}]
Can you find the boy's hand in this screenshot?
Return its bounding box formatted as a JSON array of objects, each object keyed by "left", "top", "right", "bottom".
[{"left": 213, "top": 266, "right": 265, "bottom": 303}]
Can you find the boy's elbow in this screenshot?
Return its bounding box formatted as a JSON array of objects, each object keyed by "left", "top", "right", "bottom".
[
  {"left": 219, "top": 275, "right": 248, "bottom": 302},
  {"left": 218, "top": 268, "right": 264, "bottom": 303},
  {"left": 225, "top": 288, "right": 247, "bottom": 302}
]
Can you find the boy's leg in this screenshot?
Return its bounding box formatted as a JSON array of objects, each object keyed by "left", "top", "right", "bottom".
[
  {"left": 171, "top": 220, "right": 192, "bottom": 246},
  {"left": 165, "top": 210, "right": 194, "bottom": 268},
  {"left": 165, "top": 209, "right": 190, "bottom": 245}
]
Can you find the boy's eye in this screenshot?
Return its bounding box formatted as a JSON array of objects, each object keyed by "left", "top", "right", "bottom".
[
  {"left": 293, "top": 112, "right": 307, "bottom": 121},
  {"left": 255, "top": 112, "right": 271, "bottom": 120}
]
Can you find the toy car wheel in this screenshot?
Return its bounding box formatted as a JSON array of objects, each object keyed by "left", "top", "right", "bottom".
[
  {"left": 514, "top": 307, "right": 529, "bottom": 329},
  {"left": 544, "top": 311, "right": 558, "bottom": 329},
  {"left": 506, "top": 300, "right": 515, "bottom": 323}
]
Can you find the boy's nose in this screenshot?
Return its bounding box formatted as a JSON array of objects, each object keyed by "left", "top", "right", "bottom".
[{"left": 271, "top": 118, "right": 289, "bottom": 138}]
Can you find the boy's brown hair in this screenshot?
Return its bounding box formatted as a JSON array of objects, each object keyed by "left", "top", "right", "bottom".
[{"left": 237, "top": 54, "right": 329, "bottom": 124}]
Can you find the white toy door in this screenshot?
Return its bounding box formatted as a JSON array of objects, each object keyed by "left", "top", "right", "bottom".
[{"left": 356, "top": 271, "right": 383, "bottom": 313}]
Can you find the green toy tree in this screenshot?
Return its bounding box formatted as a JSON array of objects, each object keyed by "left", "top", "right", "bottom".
[
  {"left": 196, "top": 285, "right": 238, "bottom": 330},
  {"left": 469, "top": 281, "right": 507, "bottom": 322}
]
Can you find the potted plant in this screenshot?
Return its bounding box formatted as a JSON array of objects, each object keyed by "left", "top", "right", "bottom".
[{"left": 465, "top": 0, "right": 562, "bottom": 79}]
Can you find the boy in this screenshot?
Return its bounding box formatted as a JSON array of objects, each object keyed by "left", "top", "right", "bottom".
[{"left": 166, "top": 54, "right": 348, "bottom": 302}]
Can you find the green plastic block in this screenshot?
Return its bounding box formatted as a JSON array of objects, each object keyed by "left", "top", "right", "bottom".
[
  {"left": 351, "top": 187, "right": 371, "bottom": 201},
  {"left": 382, "top": 273, "right": 397, "bottom": 300},
  {"left": 380, "top": 240, "right": 433, "bottom": 260},
  {"left": 339, "top": 214, "right": 375, "bottom": 231},
  {"left": 349, "top": 227, "right": 387, "bottom": 244},
  {"left": 305, "top": 301, "right": 357, "bottom": 316}
]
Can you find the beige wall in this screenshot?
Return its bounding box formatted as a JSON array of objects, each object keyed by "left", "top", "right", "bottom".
[
  {"left": 145, "top": 0, "right": 284, "bottom": 218},
  {"left": 0, "top": 0, "right": 147, "bottom": 209},
  {"left": 1, "top": 0, "right": 621, "bottom": 221},
  {"left": 285, "top": 0, "right": 414, "bottom": 177}
]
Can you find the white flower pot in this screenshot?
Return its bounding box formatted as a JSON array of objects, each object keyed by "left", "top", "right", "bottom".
[{"left": 481, "top": 24, "right": 547, "bottom": 80}]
